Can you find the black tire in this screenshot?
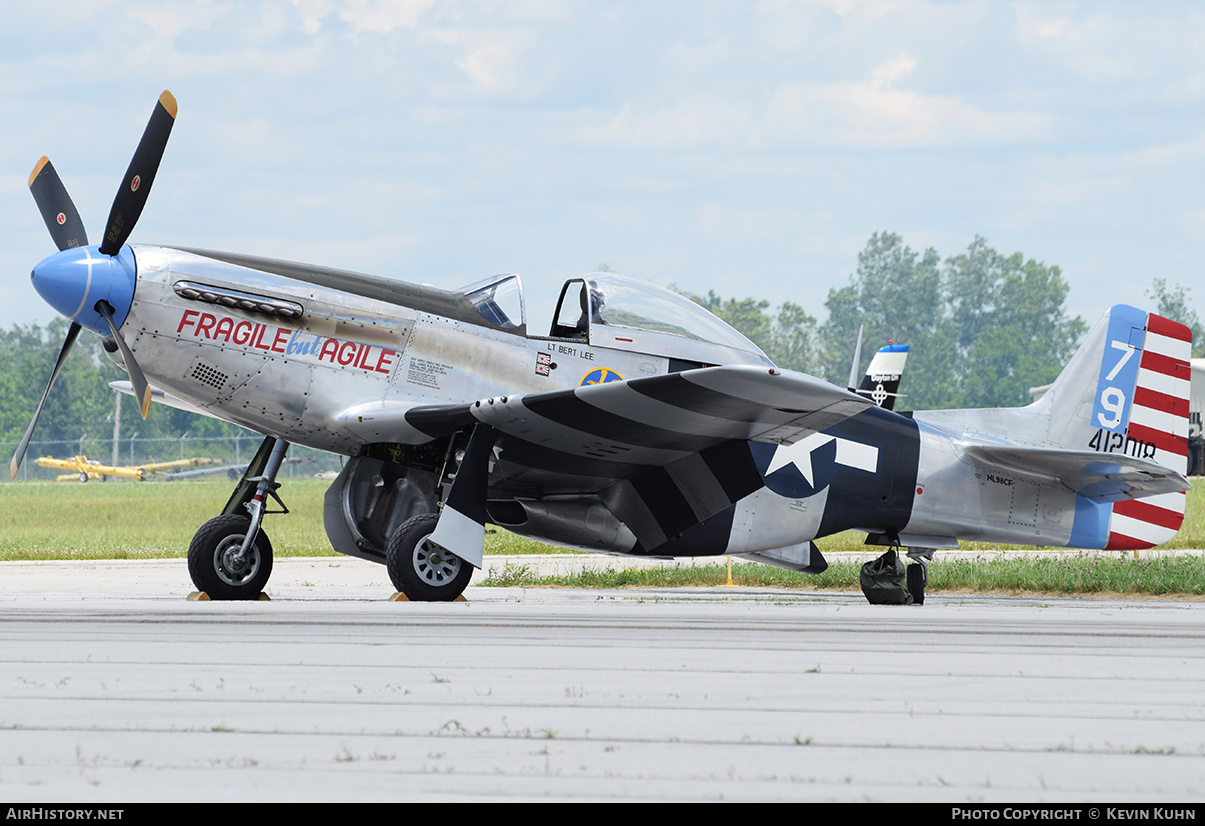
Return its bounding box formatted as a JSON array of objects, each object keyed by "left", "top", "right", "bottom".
[
  {"left": 188, "top": 514, "right": 273, "bottom": 600},
  {"left": 386, "top": 512, "right": 473, "bottom": 602},
  {"left": 78, "top": 472, "right": 88, "bottom": 483},
  {"left": 906, "top": 563, "right": 926, "bottom": 606}
]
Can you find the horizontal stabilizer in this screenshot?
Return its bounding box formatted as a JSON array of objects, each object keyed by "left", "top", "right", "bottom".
[
  {"left": 856, "top": 343, "right": 909, "bottom": 411},
  {"left": 961, "top": 444, "right": 1190, "bottom": 503}
]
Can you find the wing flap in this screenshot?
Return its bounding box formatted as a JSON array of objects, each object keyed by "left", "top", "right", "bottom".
[{"left": 599, "top": 440, "right": 767, "bottom": 550}]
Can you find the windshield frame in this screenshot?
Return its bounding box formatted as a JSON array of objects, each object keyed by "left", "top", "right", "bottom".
[{"left": 458, "top": 273, "right": 526, "bottom": 332}]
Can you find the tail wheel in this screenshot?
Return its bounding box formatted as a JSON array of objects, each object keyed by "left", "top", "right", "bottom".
[
  {"left": 906, "top": 562, "right": 927, "bottom": 605},
  {"left": 188, "top": 514, "right": 273, "bottom": 600},
  {"left": 386, "top": 512, "right": 473, "bottom": 602}
]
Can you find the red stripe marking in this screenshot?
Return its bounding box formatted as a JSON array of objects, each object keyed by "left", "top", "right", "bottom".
[
  {"left": 1133, "top": 386, "right": 1189, "bottom": 418},
  {"left": 1139, "top": 350, "right": 1190, "bottom": 380},
  {"left": 1126, "top": 422, "right": 1188, "bottom": 455},
  {"left": 1146, "top": 314, "right": 1192, "bottom": 342},
  {"left": 1105, "top": 532, "right": 1157, "bottom": 551},
  {"left": 1112, "top": 499, "right": 1185, "bottom": 531}
]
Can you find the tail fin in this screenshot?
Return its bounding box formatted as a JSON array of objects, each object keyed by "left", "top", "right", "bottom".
[
  {"left": 1044, "top": 305, "right": 1192, "bottom": 549},
  {"left": 855, "top": 343, "right": 909, "bottom": 411}
]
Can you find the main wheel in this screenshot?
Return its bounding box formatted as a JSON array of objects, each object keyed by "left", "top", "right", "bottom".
[
  {"left": 188, "top": 514, "right": 273, "bottom": 600},
  {"left": 386, "top": 512, "right": 473, "bottom": 602},
  {"left": 906, "top": 562, "right": 926, "bottom": 605}
]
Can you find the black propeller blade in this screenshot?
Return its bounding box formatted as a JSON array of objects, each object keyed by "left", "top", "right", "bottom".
[
  {"left": 99, "top": 90, "right": 177, "bottom": 256},
  {"left": 95, "top": 300, "right": 151, "bottom": 419},
  {"left": 9, "top": 322, "right": 82, "bottom": 478},
  {"left": 29, "top": 157, "right": 89, "bottom": 251},
  {"left": 12, "top": 91, "right": 175, "bottom": 477}
]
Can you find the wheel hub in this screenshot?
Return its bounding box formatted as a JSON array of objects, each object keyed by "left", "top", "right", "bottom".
[
  {"left": 215, "top": 534, "right": 260, "bottom": 587},
  {"left": 413, "top": 537, "right": 461, "bottom": 585}
]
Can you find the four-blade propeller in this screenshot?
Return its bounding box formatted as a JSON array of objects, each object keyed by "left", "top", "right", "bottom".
[{"left": 11, "top": 90, "right": 176, "bottom": 477}]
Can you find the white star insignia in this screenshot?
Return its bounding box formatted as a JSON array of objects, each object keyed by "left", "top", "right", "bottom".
[
  {"left": 765, "top": 432, "right": 832, "bottom": 486},
  {"left": 765, "top": 433, "right": 880, "bottom": 487}
]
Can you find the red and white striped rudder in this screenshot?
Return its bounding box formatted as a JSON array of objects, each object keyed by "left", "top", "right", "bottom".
[{"left": 1106, "top": 312, "right": 1192, "bottom": 550}]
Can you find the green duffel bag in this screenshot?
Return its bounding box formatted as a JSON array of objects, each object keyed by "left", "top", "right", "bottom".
[{"left": 860, "top": 548, "right": 913, "bottom": 605}]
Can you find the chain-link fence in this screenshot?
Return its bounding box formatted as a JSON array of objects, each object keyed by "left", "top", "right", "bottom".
[{"left": 2, "top": 434, "right": 345, "bottom": 482}]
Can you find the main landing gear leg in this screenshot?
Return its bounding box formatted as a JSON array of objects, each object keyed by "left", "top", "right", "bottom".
[
  {"left": 386, "top": 424, "right": 494, "bottom": 602},
  {"left": 188, "top": 437, "right": 290, "bottom": 600}
]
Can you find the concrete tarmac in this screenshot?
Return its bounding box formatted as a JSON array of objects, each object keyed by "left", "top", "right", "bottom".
[{"left": 1, "top": 555, "right": 1203, "bottom": 802}]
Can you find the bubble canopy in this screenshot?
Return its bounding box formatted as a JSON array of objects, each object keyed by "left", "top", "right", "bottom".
[{"left": 553, "top": 273, "right": 771, "bottom": 362}]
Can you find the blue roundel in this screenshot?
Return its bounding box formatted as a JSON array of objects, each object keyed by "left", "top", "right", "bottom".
[{"left": 580, "top": 367, "right": 623, "bottom": 386}]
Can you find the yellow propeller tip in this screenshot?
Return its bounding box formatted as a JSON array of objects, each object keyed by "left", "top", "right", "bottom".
[
  {"left": 159, "top": 90, "right": 178, "bottom": 119},
  {"left": 28, "top": 156, "right": 50, "bottom": 189}
]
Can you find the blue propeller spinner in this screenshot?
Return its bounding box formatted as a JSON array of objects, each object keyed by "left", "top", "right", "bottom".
[
  {"left": 31, "top": 245, "right": 137, "bottom": 336},
  {"left": 12, "top": 90, "right": 178, "bottom": 477}
]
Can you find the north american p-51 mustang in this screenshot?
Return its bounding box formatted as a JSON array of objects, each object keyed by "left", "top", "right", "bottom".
[{"left": 14, "top": 92, "right": 1192, "bottom": 603}]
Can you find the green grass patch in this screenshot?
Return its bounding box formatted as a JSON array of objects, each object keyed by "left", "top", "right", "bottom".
[
  {"left": 481, "top": 555, "right": 1205, "bottom": 598},
  {"left": 0, "top": 477, "right": 565, "bottom": 561},
  {"left": 1, "top": 476, "right": 1203, "bottom": 597}
]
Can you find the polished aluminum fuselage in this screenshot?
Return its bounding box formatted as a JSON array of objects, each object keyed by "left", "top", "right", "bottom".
[
  {"left": 117, "top": 247, "right": 1186, "bottom": 562},
  {"left": 122, "top": 246, "right": 767, "bottom": 454}
]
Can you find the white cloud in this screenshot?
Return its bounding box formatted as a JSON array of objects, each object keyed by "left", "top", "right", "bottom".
[
  {"left": 815, "top": 0, "right": 929, "bottom": 23},
  {"left": 433, "top": 28, "right": 540, "bottom": 96},
  {"left": 870, "top": 50, "right": 916, "bottom": 88},
  {"left": 337, "top": 0, "right": 433, "bottom": 34},
  {"left": 764, "top": 75, "right": 1051, "bottom": 149},
  {"left": 580, "top": 51, "right": 1051, "bottom": 150},
  {"left": 5, "top": 0, "right": 1205, "bottom": 335},
  {"left": 1012, "top": 3, "right": 1205, "bottom": 85},
  {"left": 576, "top": 96, "right": 753, "bottom": 148},
  {"left": 125, "top": 1, "right": 231, "bottom": 41},
  {"left": 289, "top": 0, "right": 333, "bottom": 35}
]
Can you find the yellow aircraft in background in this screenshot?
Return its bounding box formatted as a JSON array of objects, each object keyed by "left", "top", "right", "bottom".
[{"left": 36, "top": 455, "right": 223, "bottom": 482}]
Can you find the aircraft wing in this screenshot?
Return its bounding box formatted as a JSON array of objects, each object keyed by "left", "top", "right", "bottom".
[
  {"left": 961, "top": 444, "right": 1191, "bottom": 503},
  {"left": 405, "top": 366, "right": 873, "bottom": 550},
  {"left": 409, "top": 365, "right": 872, "bottom": 446}
]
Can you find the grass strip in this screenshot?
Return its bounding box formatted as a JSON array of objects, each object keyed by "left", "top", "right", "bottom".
[
  {"left": 2, "top": 476, "right": 1204, "bottom": 597},
  {"left": 481, "top": 555, "right": 1205, "bottom": 598}
]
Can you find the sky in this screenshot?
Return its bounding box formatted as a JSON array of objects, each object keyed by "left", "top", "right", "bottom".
[{"left": 3, "top": 0, "right": 1205, "bottom": 334}]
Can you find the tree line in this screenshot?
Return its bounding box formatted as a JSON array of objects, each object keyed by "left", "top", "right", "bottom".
[
  {"left": 683, "top": 232, "right": 1204, "bottom": 411},
  {"left": 0, "top": 322, "right": 244, "bottom": 449}
]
